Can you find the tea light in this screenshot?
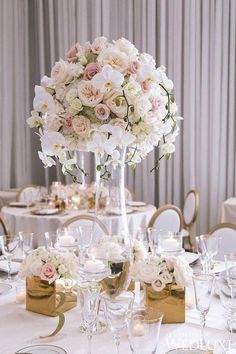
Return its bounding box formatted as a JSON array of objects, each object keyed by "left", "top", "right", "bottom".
[
  {"left": 162, "top": 237, "right": 179, "bottom": 251},
  {"left": 84, "top": 259, "right": 105, "bottom": 273},
  {"left": 59, "top": 235, "right": 75, "bottom": 246},
  {"left": 16, "top": 288, "right": 26, "bottom": 304},
  {"left": 133, "top": 321, "right": 145, "bottom": 336}
]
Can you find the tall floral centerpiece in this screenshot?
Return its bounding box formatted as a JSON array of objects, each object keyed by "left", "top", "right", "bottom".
[{"left": 27, "top": 37, "right": 181, "bottom": 245}]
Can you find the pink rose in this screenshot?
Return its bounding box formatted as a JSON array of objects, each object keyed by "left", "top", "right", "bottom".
[
  {"left": 128, "top": 60, "right": 141, "bottom": 74},
  {"left": 72, "top": 115, "right": 91, "bottom": 136},
  {"left": 62, "top": 114, "right": 74, "bottom": 134},
  {"left": 84, "top": 63, "right": 101, "bottom": 80},
  {"left": 91, "top": 36, "right": 107, "bottom": 54},
  {"left": 66, "top": 42, "right": 81, "bottom": 62},
  {"left": 40, "top": 262, "right": 58, "bottom": 284},
  {"left": 78, "top": 80, "right": 103, "bottom": 107},
  {"left": 110, "top": 118, "right": 127, "bottom": 130},
  {"left": 94, "top": 104, "right": 110, "bottom": 121}
]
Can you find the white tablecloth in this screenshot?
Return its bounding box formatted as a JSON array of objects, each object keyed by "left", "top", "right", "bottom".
[
  {"left": 0, "top": 189, "right": 19, "bottom": 209},
  {"left": 221, "top": 198, "right": 236, "bottom": 224},
  {"left": 0, "top": 285, "right": 234, "bottom": 354},
  {"left": 2, "top": 205, "right": 156, "bottom": 246}
]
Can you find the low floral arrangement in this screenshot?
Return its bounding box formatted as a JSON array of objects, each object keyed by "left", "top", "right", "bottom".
[
  {"left": 20, "top": 247, "right": 78, "bottom": 284},
  {"left": 27, "top": 36, "right": 181, "bottom": 181},
  {"left": 130, "top": 255, "right": 193, "bottom": 291}
]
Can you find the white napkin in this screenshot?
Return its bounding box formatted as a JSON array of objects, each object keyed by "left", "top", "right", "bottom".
[{"left": 0, "top": 260, "right": 20, "bottom": 274}]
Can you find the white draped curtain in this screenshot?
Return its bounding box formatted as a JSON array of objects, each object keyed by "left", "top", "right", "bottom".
[{"left": 0, "top": 0, "right": 235, "bottom": 233}]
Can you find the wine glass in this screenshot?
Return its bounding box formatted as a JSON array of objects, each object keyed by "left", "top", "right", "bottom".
[
  {"left": 147, "top": 227, "right": 159, "bottom": 255},
  {"left": 0, "top": 235, "right": 20, "bottom": 282},
  {"left": 77, "top": 282, "right": 101, "bottom": 354},
  {"left": 19, "top": 232, "right": 34, "bottom": 258},
  {"left": 216, "top": 275, "right": 236, "bottom": 343},
  {"left": 101, "top": 291, "right": 134, "bottom": 354},
  {"left": 136, "top": 227, "right": 149, "bottom": 252},
  {"left": 127, "top": 307, "right": 163, "bottom": 354},
  {"left": 44, "top": 231, "right": 57, "bottom": 248},
  {"left": 196, "top": 234, "right": 220, "bottom": 273},
  {"left": 192, "top": 273, "right": 214, "bottom": 350}
]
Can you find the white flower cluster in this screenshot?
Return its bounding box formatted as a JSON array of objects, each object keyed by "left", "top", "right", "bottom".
[
  {"left": 27, "top": 37, "right": 181, "bottom": 179},
  {"left": 19, "top": 247, "right": 78, "bottom": 284},
  {"left": 130, "top": 255, "right": 193, "bottom": 291}
]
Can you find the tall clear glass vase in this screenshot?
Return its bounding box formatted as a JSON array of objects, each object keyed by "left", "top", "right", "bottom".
[{"left": 94, "top": 147, "right": 130, "bottom": 245}]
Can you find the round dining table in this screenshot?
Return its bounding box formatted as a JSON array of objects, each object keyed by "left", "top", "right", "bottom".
[
  {"left": 0, "top": 279, "right": 234, "bottom": 354},
  {"left": 1, "top": 204, "right": 156, "bottom": 246}
]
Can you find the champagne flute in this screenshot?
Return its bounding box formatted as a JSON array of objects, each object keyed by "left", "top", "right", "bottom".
[
  {"left": 0, "top": 235, "right": 20, "bottom": 282},
  {"left": 192, "top": 273, "right": 214, "bottom": 350},
  {"left": 78, "top": 282, "right": 101, "bottom": 354},
  {"left": 101, "top": 291, "right": 134, "bottom": 354},
  {"left": 147, "top": 227, "right": 159, "bottom": 255}
]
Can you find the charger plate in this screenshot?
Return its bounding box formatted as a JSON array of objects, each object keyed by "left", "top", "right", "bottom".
[
  {"left": 15, "top": 344, "right": 67, "bottom": 353},
  {"left": 165, "top": 349, "right": 208, "bottom": 354}
]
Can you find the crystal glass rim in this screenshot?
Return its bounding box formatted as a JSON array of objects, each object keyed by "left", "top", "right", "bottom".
[
  {"left": 0, "top": 234, "right": 19, "bottom": 240},
  {"left": 224, "top": 252, "right": 236, "bottom": 261},
  {"left": 192, "top": 273, "right": 215, "bottom": 281},
  {"left": 100, "top": 290, "right": 135, "bottom": 301},
  {"left": 131, "top": 309, "right": 163, "bottom": 323}
]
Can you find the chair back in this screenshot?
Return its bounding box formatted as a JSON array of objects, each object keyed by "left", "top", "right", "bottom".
[
  {"left": 148, "top": 204, "right": 183, "bottom": 232},
  {"left": 62, "top": 215, "right": 109, "bottom": 244},
  {"left": 208, "top": 223, "right": 236, "bottom": 260},
  {"left": 17, "top": 185, "right": 47, "bottom": 202},
  {"left": 0, "top": 215, "right": 9, "bottom": 235},
  {"left": 183, "top": 190, "right": 199, "bottom": 226}
]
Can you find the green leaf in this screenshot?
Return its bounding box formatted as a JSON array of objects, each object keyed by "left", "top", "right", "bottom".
[{"left": 96, "top": 165, "right": 102, "bottom": 171}]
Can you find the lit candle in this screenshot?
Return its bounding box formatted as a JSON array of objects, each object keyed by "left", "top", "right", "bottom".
[
  {"left": 83, "top": 259, "right": 105, "bottom": 273},
  {"left": 16, "top": 291, "right": 26, "bottom": 304},
  {"left": 59, "top": 235, "right": 75, "bottom": 246},
  {"left": 162, "top": 237, "right": 179, "bottom": 251},
  {"left": 133, "top": 321, "right": 145, "bottom": 336}
]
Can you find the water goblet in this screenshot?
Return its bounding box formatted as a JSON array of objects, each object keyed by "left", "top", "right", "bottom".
[
  {"left": 78, "top": 282, "right": 101, "bottom": 354},
  {"left": 127, "top": 307, "right": 163, "bottom": 354},
  {"left": 192, "top": 273, "right": 214, "bottom": 350},
  {"left": 101, "top": 291, "right": 134, "bottom": 354},
  {"left": 0, "top": 235, "right": 20, "bottom": 282},
  {"left": 19, "top": 232, "right": 34, "bottom": 258}
]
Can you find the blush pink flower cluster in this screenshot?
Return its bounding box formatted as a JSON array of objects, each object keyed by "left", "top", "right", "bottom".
[
  {"left": 28, "top": 36, "right": 181, "bottom": 176},
  {"left": 19, "top": 247, "right": 77, "bottom": 284}
]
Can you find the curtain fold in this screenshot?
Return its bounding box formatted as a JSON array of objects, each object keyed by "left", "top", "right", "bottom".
[{"left": 0, "top": 0, "right": 235, "bottom": 233}]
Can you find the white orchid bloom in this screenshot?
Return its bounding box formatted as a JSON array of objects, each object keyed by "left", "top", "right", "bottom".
[
  {"left": 62, "top": 156, "right": 76, "bottom": 174},
  {"left": 33, "top": 85, "right": 55, "bottom": 114},
  {"left": 88, "top": 133, "right": 117, "bottom": 156},
  {"left": 38, "top": 151, "right": 56, "bottom": 168},
  {"left": 160, "top": 141, "right": 175, "bottom": 155},
  {"left": 105, "top": 149, "right": 121, "bottom": 169},
  {"left": 99, "top": 124, "right": 136, "bottom": 147},
  {"left": 91, "top": 64, "right": 124, "bottom": 93},
  {"left": 40, "top": 131, "right": 67, "bottom": 156},
  {"left": 27, "top": 111, "right": 43, "bottom": 128},
  {"left": 138, "top": 64, "right": 162, "bottom": 85}
]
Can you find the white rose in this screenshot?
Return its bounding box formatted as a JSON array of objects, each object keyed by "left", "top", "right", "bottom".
[
  {"left": 114, "top": 38, "right": 138, "bottom": 58},
  {"left": 58, "top": 264, "right": 68, "bottom": 276},
  {"left": 173, "top": 256, "right": 193, "bottom": 288},
  {"left": 139, "top": 53, "right": 156, "bottom": 68},
  {"left": 91, "top": 36, "right": 108, "bottom": 54},
  {"left": 55, "top": 86, "right": 66, "bottom": 101},
  {"left": 152, "top": 276, "right": 166, "bottom": 292},
  {"left": 70, "top": 98, "right": 83, "bottom": 112},
  {"left": 139, "top": 263, "right": 160, "bottom": 284},
  {"left": 66, "top": 88, "right": 78, "bottom": 103},
  {"left": 110, "top": 118, "right": 127, "bottom": 130},
  {"left": 78, "top": 80, "right": 103, "bottom": 107},
  {"left": 30, "top": 259, "right": 43, "bottom": 277},
  {"left": 51, "top": 59, "right": 73, "bottom": 84},
  {"left": 97, "top": 47, "right": 129, "bottom": 74},
  {"left": 105, "top": 90, "right": 127, "bottom": 118},
  {"left": 55, "top": 101, "right": 65, "bottom": 115}
]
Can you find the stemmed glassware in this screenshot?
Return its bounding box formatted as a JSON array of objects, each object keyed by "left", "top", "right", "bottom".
[
  {"left": 224, "top": 253, "right": 236, "bottom": 345},
  {"left": 0, "top": 235, "right": 20, "bottom": 282},
  {"left": 196, "top": 234, "right": 220, "bottom": 273},
  {"left": 44, "top": 231, "right": 57, "bottom": 249},
  {"left": 136, "top": 227, "right": 149, "bottom": 252},
  {"left": 101, "top": 291, "right": 134, "bottom": 354},
  {"left": 19, "top": 232, "right": 34, "bottom": 258},
  {"left": 192, "top": 273, "right": 214, "bottom": 350},
  {"left": 127, "top": 307, "right": 163, "bottom": 354},
  {"left": 147, "top": 227, "right": 159, "bottom": 255},
  {"left": 78, "top": 282, "right": 101, "bottom": 354}
]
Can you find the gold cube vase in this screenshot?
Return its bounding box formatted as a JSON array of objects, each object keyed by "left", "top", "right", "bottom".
[
  {"left": 26, "top": 276, "right": 77, "bottom": 317},
  {"left": 144, "top": 283, "right": 185, "bottom": 324}
]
